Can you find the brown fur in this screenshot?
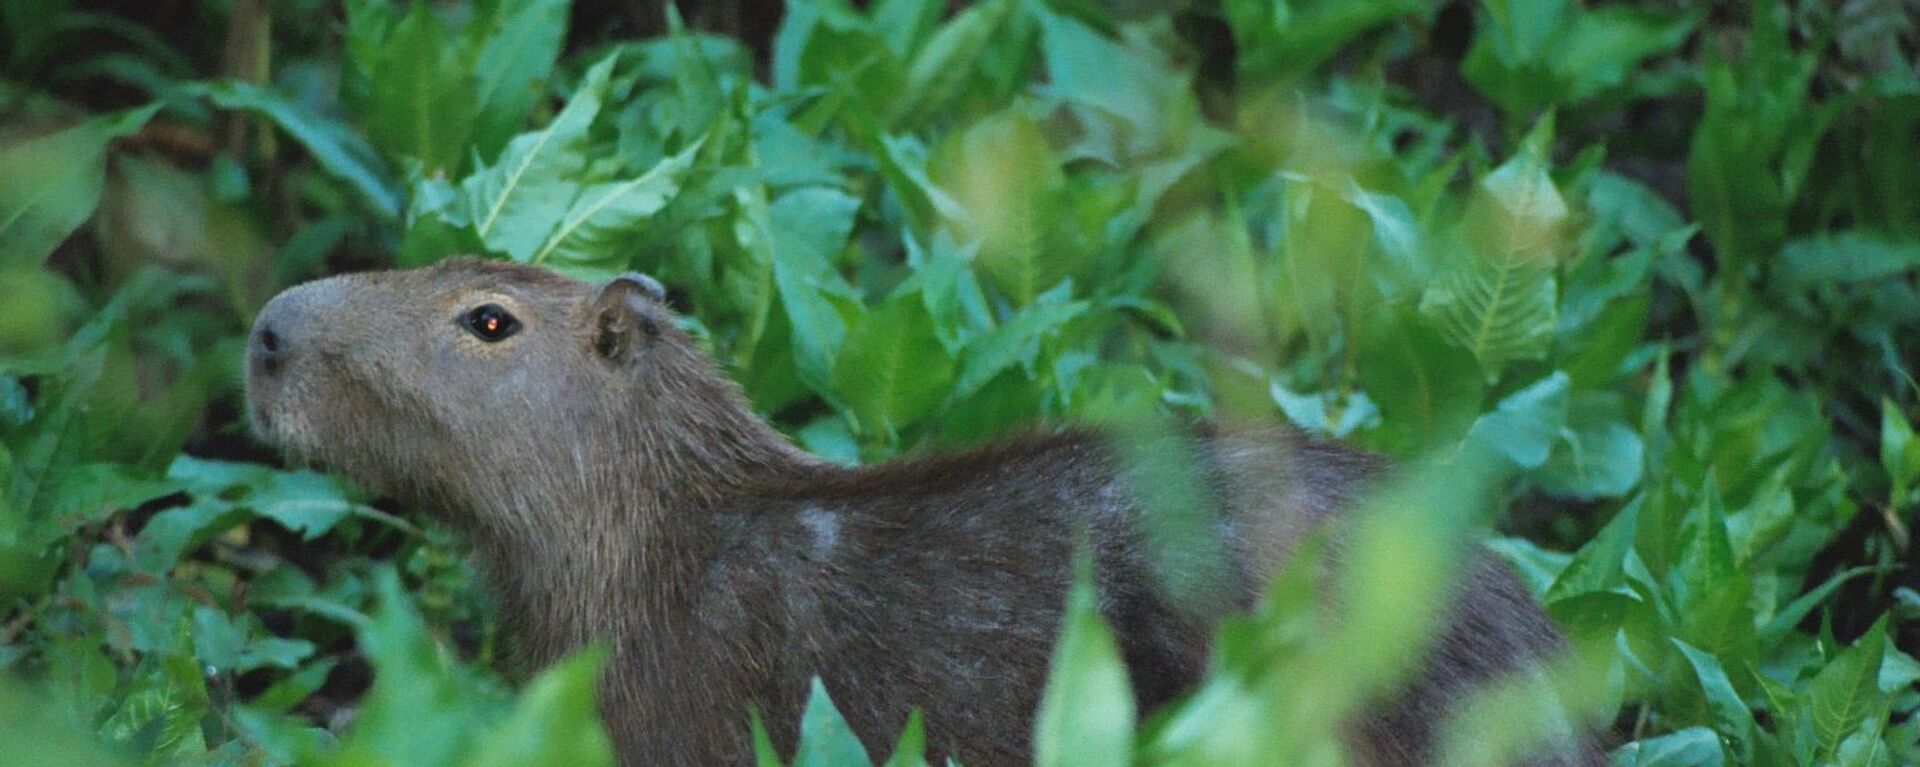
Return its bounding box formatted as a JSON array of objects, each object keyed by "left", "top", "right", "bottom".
[{"left": 245, "top": 258, "right": 1603, "bottom": 766}]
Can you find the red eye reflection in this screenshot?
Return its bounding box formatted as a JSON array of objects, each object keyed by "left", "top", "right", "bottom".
[{"left": 464, "top": 304, "right": 521, "bottom": 342}]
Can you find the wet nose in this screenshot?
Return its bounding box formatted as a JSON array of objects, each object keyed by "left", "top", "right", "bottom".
[{"left": 250, "top": 278, "right": 335, "bottom": 376}]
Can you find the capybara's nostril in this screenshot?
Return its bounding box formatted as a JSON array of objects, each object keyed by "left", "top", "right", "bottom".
[{"left": 252, "top": 325, "right": 285, "bottom": 373}]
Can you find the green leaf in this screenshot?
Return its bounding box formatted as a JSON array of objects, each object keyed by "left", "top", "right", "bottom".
[
  {"left": 734, "top": 185, "right": 864, "bottom": 395},
  {"left": 897, "top": 0, "right": 1014, "bottom": 124},
  {"left": 467, "top": 0, "right": 570, "bottom": 160},
  {"left": 928, "top": 112, "right": 1068, "bottom": 304},
  {"left": 165, "top": 456, "right": 362, "bottom": 541},
  {"left": 750, "top": 707, "right": 785, "bottom": 767},
  {"left": 316, "top": 568, "right": 493, "bottom": 767},
  {"left": 879, "top": 709, "right": 928, "bottom": 767},
  {"left": 1881, "top": 398, "right": 1920, "bottom": 507},
  {"left": 251, "top": 660, "right": 339, "bottom": 714},
  {"left": 797, "top": 18, "right": 907, "bottom": 128},
  {"left": 1685, "top": 5, "right": 1833, "bottom": 276},
  {"left": 869, "top": 0, "right": 941, "bottom": 59},
  {"left": 832, "top": 292, "right": 955, "bottom": 439},
  {"left": 1535, "top": 413, "right": 1644, "bottom": 499},
  {"left": 0, "top": 104, "right": 158, "bottom": 268},
  {"left": 527, "top": 139, "right": 701, "bottom": 275},
  {"left": 1778, "top": 231, "right": 1920, "bottom": 289},
  {"left": 952, "top": 284, "right": 1088, "bottom": 400},
  {"left": 1463, "top": 1, "right": 1691, "bottom": 113},
  {"left": 192, "top": 80, "right": 401, "bottom": 218},
  {"left": 1225, "top": 0, "right": 1417, "bottom": 84},
  {"left": 1546, "top": 494, "right": 1640, "bottom": 602},
  {"left": 1268, "top": 382, "right": 1380, "bottom": 438},
  {"left": 1760, "top": 567, "right": 1873, "bottom": 645},
  {"left": 904, "top": 232, "right": 993, "bottom": 353},
  {"left": 1420, "top": 118, "right": 1566, "bottom": 378},
  {"left": 1607, "top": 727, "right": 1726, "bottom": 767},
  {"left": 352, "top": 0, "right": 478, "bottom": 173},
  {"left": 1035, "top": 7, "right": 1188, "bottom": 143},
  {"left": 1586, "top": 172, "right": 1689, "bottom": 250},
  {"left": 771, "top": 0, "right": 866, "bottom": 92},
  {"left": 791, "top": 678, "right": 874, "bottom": 767},
  {"left": 463, "top": 54, "right": 615, "bottom": 261},
  {"left": 462, "top": 649, "right": 616, "bottom": 767},
  {"left": 1034, "top": 557, "right": 1135, "bottom": 767},
  {"left": 1466, "top": 371, "right": 1570, "bottom": 469},
  {"left": 1672, "top": 639, "right": 1759, "bottom": 763},
  {"left": 1802, "top": 618, "right": 1892, "bottom": 760},
  {"left": 44, "top": 462, "right": 178, "bottom": 530}
]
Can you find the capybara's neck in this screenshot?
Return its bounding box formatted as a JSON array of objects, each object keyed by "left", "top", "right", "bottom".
[{"left": 444, "top": 345, "right": 816, "bottom": 669}]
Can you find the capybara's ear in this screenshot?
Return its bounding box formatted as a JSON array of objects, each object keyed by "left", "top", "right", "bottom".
[{"left": 589, "top": 273, "right": 666, "bottom": 363}]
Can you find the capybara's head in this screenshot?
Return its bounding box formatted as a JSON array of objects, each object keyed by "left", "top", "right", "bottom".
[{"left": 245, "top": 258, "right": 696, "bottom": 525}]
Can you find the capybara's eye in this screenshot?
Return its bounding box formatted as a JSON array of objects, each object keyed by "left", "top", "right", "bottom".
[{"left": 464, "top": 304, "right": 520, "bottom": 342}]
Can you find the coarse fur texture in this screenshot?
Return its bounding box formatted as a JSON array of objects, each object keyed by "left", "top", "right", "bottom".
[{"left": 245, "top": 258, "right": 1603, "bottom": 766}]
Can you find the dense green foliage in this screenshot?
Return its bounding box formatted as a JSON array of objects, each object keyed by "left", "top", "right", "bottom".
[{"left": 2, "top": 0, "right": 1917, "bottom": 764}]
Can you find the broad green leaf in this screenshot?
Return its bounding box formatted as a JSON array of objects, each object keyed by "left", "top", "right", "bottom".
[
  {"left": 166, "top": 456, "right": 362, "bottom": 541},
  {"left": 1802, "top": 618, "right": 1892, "bottom": 760},
  {"left": 791, "top": 678, "right": 874, "bottom": 767},
  {"left": 1667, "top": 486, "right": 1754, "bottom": 660},
  {"left": 463, "top": 649, "right": 616, "bottom": 767},
  {"left": 795, "top": 416, "right": 860, "bottom": 466},
  {"left": 353, "top": 0, "right": 478, "bottom": 173},
  {"left": 0, "top": 104, "right": 158, "bottom": 268},
  {"left": 903, "top": 232, "right": 993, "bottom": 353},
  {"left": 1536, "top": 415, "right": 1644, "bottom": 499},
  {"left": 771, "top": 0, "right": 866, "bottom": 92},
  {"left": 527, "top": 140, "right": 701, "bottom": 275},
  {"left": 1586, "top": 172, "right": 1689, "bottom": 250},
  {"left": 250, "top": 660, "right": 339, "bottom": 714},
  {"left": 832, "top": 292, "right": 955, "bottom": 439},
  {"left": 463, "top": 55, "right": 616, "bottom": 261},
  {"left": 1421, "top": 119, "right": 1566, "bottom": 378},
  {"left": 45, "top": 462, "right": 178, "bottom": 530},
  {"left": 1760, "top": 567, "right": 1873, "bottom": 645},
  {"left": 750, "top": 707, "right": 784, "bottom": 767},
  {"left": 1485, "top": 536, "right": 1571, "bottom": 597},
  {"left": 929, "top": 112, "right": 1068, "bottom": 304},
  {"left": 1465, "top": 371, "right": 1570, "bottom": 469},
  {"left": 1335, "top": 450, "right": 1503, "bottom": 694},
  {"left": 1555, "top": 7, "right": 1694, "bottom": 101},
  {"left": 1034, "top": 558, "right": 1134, "bottom": 767}
]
